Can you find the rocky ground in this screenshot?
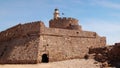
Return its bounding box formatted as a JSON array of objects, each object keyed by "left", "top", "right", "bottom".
[{"left": 0, "top": 59, "right": 115, "bottom": 68}]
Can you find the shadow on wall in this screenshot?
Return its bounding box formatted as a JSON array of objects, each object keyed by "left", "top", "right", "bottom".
[
  {"left": 0, "top": 34, "right": 39, "bottom": 64},
  {"left": 0, "top": 22, "right": 44, "bottom": 64}
]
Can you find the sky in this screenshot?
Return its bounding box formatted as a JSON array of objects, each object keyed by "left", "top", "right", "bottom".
[{"left": 0, "top": 0, "right": 120, "bottom": 45}]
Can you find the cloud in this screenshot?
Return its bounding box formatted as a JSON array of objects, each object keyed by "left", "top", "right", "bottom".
[{"left": 90, "top": 0, "right": 120, "bottom": 9}]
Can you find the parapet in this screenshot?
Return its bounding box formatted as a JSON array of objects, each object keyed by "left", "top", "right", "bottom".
[
  {"left": 0, "top": 21, "right": 45, "bottom": 42},
  {"left": 49, "top": 17, "right": 82, "bottom": 30}
]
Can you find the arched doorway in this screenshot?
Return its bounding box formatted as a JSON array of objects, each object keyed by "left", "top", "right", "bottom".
[{"left": 42, "top": 54, "right": 49, "bottom": 63}]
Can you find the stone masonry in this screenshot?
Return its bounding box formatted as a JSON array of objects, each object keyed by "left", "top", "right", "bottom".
[
  {"left": 0, "top": 9, "right": 106, "bottom": 64},
  {"left": 89, "top": 43, "right": 120, "bottom": 67}
]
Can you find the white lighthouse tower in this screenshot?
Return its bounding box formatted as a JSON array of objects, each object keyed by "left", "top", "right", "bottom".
[{"left": 54, "top": 8, "right": 60, "bottom": 19}]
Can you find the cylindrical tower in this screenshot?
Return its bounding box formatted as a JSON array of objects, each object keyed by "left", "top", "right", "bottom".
[
  {"left": 54, "top": 8, "right": 60, "bottom": 19},
  {"left": 49, "top": 9, "right": 82, "bottom": 30},
  {"left": 49, "top": 17, "right": 82, "bottom": 30}
]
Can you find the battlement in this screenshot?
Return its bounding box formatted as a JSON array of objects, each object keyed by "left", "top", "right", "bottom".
[
  {"left": 42, "top": 27, "right": 97, "bottom": 38},
  {"left": 0, "top": 21, "right": 44, "bottom": 42},
  {"left": 51, "top": 17, "right": 78, "bottom": 22},
  {"left": 49, "top": 17, "right": 82, "bottom": 30}
]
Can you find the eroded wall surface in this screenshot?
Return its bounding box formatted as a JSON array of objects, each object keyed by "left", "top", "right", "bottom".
[
  {"left": 89, "top": 43, "right": 120, "bottom": 67},
  {"left": 0, "top": 20, "right": 106, "bottom": 63},
  {"left": 0, "top": 21, "right": 44, "bottom": 63},
  {"left": 39, "top": 27, "right": 106, "bottom": 62},
  {"left": 49, "top": 17, "right": 81, "bottom": 30}
]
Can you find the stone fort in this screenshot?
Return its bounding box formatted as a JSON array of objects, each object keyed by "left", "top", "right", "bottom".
[{"left": 0, "top": 9, "right": 106, "bottom": 64}]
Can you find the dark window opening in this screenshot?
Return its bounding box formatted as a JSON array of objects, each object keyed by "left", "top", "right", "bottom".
[
  {"left": 47, "top": 44, "right": 49, "bottom": 46},
  {"left": 42, "top": 54, "right": 49, "bottom": 63},
  {"left": 69, "top": 24, "right": 72, "bottom": 26},
  {"left": 76, "top": 32, "right": 79, "bottom": 34}
]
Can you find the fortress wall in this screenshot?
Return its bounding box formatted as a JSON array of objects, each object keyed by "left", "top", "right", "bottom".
[
  {"left": 0, "top": 21, "right": 44, "bottom": 42},
  {"left": 99, "top": 37, "right": 106, "bottom": 47},
  {"left": 0, "top": 21, "right": 45, "bottom": 64},
  {"left": 49, "top": 17, "right": 81, "bottom": 30},
  {"left": 0, "top": 35, "right": 40, "bottom": 64},
  {"left": 40, "top": 27, "right": 106, "bottom": 62},
  {"left": 41, "top": 34, "right": 105, "bottom": 62},
  {"left": 42, "top": 27, "right": 99, "bottom": 38},
  {"left": 0, "top": 20, "right": 106, "bottom": 63}
]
